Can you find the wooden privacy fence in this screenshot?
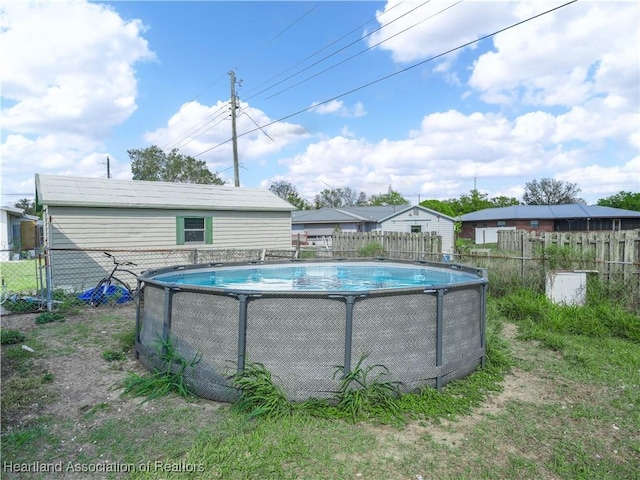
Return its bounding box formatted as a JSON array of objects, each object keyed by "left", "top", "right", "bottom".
[
  {"left": 497, "top": 229, "right": 640, "bottom": 278},
  {"left": 332, "top": 231, "right": 443, "bottom": 260}
]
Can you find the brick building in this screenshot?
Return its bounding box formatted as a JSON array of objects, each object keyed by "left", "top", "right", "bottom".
[{"left": 459, "top": 204, "right": 640, "bottom": 240}]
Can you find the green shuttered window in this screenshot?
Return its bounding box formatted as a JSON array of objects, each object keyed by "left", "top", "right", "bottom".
[{"left": 176, "top": 217, "right": 213, "bottom": 245}]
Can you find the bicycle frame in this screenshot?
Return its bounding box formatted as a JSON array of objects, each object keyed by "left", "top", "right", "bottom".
[{"left": 89, "top": 253, "right": 139, "bottom": 306}]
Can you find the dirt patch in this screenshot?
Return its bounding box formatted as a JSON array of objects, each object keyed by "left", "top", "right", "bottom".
[{"left": 369, "top": 322, "right": 565, "bottom": 452}]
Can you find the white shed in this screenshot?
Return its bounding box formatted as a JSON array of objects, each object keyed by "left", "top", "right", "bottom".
[{"left": 378, "top": 205, "right": 456, "bottom": 253}]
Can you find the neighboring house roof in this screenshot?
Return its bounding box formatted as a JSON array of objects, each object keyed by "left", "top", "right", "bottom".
[
  {"left": 35, "top": 174, "right": 296, "bottom": 212},
  {"left": 1, "top": 206, "right": 39, "bottom": 221},
  {"left": 292, "top": 205, "right": 455, "bottom": 224},
  {"left": 460, "top": 204, "right": 640, "bottom": 222}
]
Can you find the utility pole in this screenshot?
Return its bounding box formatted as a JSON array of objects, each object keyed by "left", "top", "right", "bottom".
[
  {"left": 106, "top": 156, "right": 111, "bottom": 179},
  {"left": 229, "top": 70, "right": 240, "bottom": 187}
]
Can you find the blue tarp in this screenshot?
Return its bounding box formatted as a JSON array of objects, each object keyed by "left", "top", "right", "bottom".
[{"left": 78, "top": 284, "right": 133, "bottom": 304}]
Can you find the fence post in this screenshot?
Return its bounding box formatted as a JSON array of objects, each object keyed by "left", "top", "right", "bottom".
[{"left": 45, "top": 247, "right": 54, "bottom": 312}]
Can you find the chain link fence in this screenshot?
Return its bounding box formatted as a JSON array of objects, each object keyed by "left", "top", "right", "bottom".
[
  {"left": 1, "top": 247, "right": 298, "bottom": 314},
  {"left": 2, "top": 243, "right": 637, "bottom": 315},
  {"left": 0, "top": 249, "right": 47, "bottom": 313}
]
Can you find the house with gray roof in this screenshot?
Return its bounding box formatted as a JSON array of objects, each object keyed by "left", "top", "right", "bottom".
[
  {"left": 459, "top": 204, "right": 640, "bottom": 241},
  {"left": 292, "top": 205, "right": 456, "bottom": 253}
]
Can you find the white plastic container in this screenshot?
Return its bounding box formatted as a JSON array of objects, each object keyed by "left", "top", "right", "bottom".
[{"left": 545, "top": 271, "right": 587, "bottom": 306}]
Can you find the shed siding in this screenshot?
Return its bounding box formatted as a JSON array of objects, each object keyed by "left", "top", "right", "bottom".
[{"left": 47, "top": 207, "right": 292, "bottom": 250}]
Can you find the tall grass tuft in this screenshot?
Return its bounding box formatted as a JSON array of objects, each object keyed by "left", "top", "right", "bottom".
[
  {"left": 495, "top": 289, "right": 640, "bottom": 344},
  {"left": 332, "top": 353, "right": 402, "bottom": 424},
  {"left": 485, "top": 258, "right": 545, "bottom": 297},
  {"left": 114, "top": 335, "right": 201, "bottom": 402},
  {"left": 357, "top": 242, "right": 386, "bottom": 258},
  {"left": 538, "top": 244, "right": 595, "bottom": 271},
  {"left": 232, "top": 362, "right": 291, "bottom": 419}
]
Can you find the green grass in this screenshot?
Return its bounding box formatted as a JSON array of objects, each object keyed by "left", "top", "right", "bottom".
[
  {"left": 1, "top": 329, "right": 26, "bottom": 345},
  {"left": 0, "top": 258, "right": 39, "bottom": 293},
  {"left": 2, "top": 278, "right": 638, "bottom": 480}
]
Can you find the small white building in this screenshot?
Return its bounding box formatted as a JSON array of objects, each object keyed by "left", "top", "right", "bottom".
[{"left": 292, "top": 205, "right": 456, "bottom": 253}]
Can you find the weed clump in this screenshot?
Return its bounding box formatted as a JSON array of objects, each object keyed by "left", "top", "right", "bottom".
[
  {"left": 332, "top": 354, "right": 402, "bottom": 424},
  {"left": 34, "top": 312, "right": 65, "bottom": 325},
  {"left": 357, "top": 242, "right": 386, "bottom": 258},
  {"left": 1, "top": 329, "right": 26, "bottom": 345},
  {"left": 114, "top": 336, "right": 200, "bottom": 402},
  {"left": 232, "top": 362, "right": 291, "bottom": 419}
]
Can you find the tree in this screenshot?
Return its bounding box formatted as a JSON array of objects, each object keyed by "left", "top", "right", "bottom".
[
  {"left": 314, "top": 188, "right": 345, "bottom": 208},
  {"left": 14, "top": 198, "right": 37, "bottom": 216},
  {"left": 449, "top": 189, "right": 495, "bottom": 215},
  {"left": 129, "top": 146, "right": 224, "bottom": 185},
  {"left": 313, "top": 187, "right": 367, "bottom": 208},
  {"left": 419, "top": 199, "right": 457, "bottom": 218},
  {"left": 522, "top": 178, "right": 584, "bottom": 205},
  {"left": 368, "top": 186, "right": 409, "bottom": 206},
  {"left": 490, "top": 196, "right": 521, "bottom": 208},
  {"left": 597, "top": 191, "right": 640, "bottom": 212},
  {"left": 269, "top": 181, "right": 311, "bottom": 210},
  {"left": 342, "top": 187, "right": 368, "bottom": 207}
]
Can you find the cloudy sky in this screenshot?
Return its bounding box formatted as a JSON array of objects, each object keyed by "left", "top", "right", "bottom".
[{"left": 1, "top": 0, "right": 638, "bottom": 206}]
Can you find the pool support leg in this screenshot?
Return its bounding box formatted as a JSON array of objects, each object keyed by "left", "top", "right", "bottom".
[
  {"left": 343, "top": 295, "right": 357, "bottom": 377},
  {"left": 481, "top": 280, "right": 488, "bottom": 368},
  {"left": 135, "top": 278, "right": 141, "bottom": 359},
  {"left": 436, "top": 288, "right": 445, "bottom": 391},
  {"left": 161, "top": 287, "right": 176, "bottom": 356},
  {"left": 236, "top": 294, "right": 249, "bottom": 373}
]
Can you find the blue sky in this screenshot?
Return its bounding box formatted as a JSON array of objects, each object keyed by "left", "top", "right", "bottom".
[{"left": 1, "top": 0, "right": 639, "bottom": 207}]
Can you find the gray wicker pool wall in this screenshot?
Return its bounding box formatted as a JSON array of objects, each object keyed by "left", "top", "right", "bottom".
[{"left": 135, "top": 259, "right": 488, "bottom": 403}]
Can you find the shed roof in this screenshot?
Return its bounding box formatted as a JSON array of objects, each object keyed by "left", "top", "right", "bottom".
[
  {"left": 460, "top": 204, "right": 640, "bottom": 221},
  {"left": 292, "top": 205, "right": 454, "bottom": 224},
  {"left": 35, "top": 174, "right": 296, "bottom": 212}
]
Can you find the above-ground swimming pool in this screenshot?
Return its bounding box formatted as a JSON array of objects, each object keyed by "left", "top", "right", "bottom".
[{"left": 136, "top": 259, "right": 488, "bottom": 402}]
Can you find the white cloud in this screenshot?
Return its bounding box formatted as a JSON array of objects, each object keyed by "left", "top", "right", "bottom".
[
  {"left": 469, "top": 2, "right": 639, "bottom": 109},
  {"left": 276, "top": 103, "right": 638, "bottom": 204},
  {"left": 0, "top": 0, "right": 154, "bottom": 138},
  {"left": 0, "top": 0, "right": 153, "bottom": 201},
  {"left": 143, "top": 100, "right": 309, "bottom": 175},
  {"left": 311, "top": 100, "right": 367, "bottom": 118},
  {"left": 367, "top": 0, "right": 513, "bottom": 65}
]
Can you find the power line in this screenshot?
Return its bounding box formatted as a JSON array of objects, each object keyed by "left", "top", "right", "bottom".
[
  {"left": 159, "top": 1, "right": 439, "bottom": 153},
  {"left": 164, "top": 1, "right": 438, "bottom": 151},
  {"left": 238, "top": 106, "right": 275, "bottom": 144},
  {"left": 242, "top": 0, "right": 407, "bottom": 99},
  {"left": 193, "top": 1, "right": 578, "bottom": 159},
  {"left": 181, "top": 4, "right": 321, "bottom": 105},
  {"left": 265, "top": 0, "right": 463, "bottom": 101},
  {"left": 157, "top": 4, "right": 321, "bottom": 153},
  {"left": 245, "top": 0, "right": 436, "bottom": 102},
  {"left": 160, "top": 104, "right": 229, "bottom": 151}
]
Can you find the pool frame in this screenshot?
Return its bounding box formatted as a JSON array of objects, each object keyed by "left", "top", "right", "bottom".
[{"left": 135, "top": 258, "right": 488, "bottom": 402}]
